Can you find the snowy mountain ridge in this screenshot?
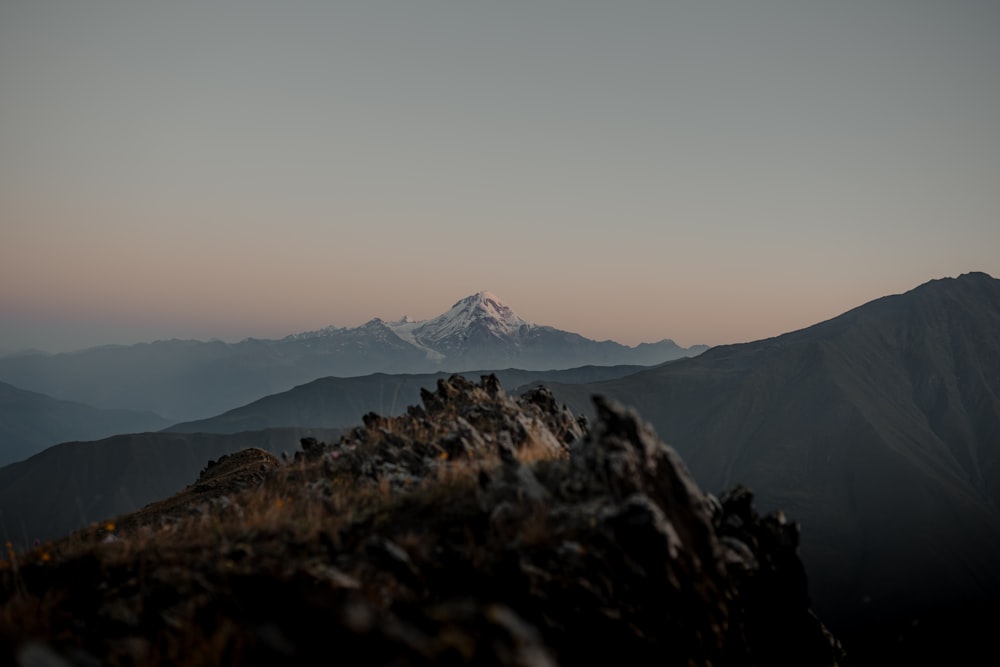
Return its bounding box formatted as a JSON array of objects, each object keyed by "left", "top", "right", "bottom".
[
  {"left": 287, "top": 291, "right": 534, "bottom": 352},
  {"left": 281, "top": 291, "right": 702, "bottom": 366},
  {"left": 406, "top": 291, "right": 534, "bottom": 348}
]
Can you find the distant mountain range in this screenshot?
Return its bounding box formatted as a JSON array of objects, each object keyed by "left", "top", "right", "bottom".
[
  {"left": 534, "top": 271, "right": 1000, "bottom": 659},
  {"left": 0, "top": 381, "right": 168, "bottom": 467},
  {"left": 0, "top": 291, "right": 706, "bottom": 421}
]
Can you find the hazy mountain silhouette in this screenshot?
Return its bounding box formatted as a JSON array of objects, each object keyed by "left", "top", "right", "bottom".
[
  {"left": 0, "top": 381, "right": 168, "bottom": 467},
  {"left": 0, "top": 292, "right": 705, "bottom": 421},
  {"left": 0, "top": 428, "right": 342, "bottom": 544},
  {"left": 165, "top": 365, "right": 648, "bottom": 434},
  {"left": 537, "top": 271, "right": 1000, "bottom": 661}
]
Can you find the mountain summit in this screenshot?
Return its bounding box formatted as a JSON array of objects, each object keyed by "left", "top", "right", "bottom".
[
  {"left": 406, "top": 291, "right": 533, "bottom": 352},
  {"left": 371, "top": 290, "right": 696, "bottom": 370}
]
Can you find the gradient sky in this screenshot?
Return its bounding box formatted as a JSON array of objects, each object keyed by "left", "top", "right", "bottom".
[{"left": 2, "top": 0, "right": 998, "bottom": 353}]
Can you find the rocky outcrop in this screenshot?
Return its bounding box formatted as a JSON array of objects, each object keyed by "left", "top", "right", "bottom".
[
  {"left": 108, "top": 448, "right": 283, "bottom": 534},
  {"left": 295, "top": 374, "right": 586, "bottom": 490},
  {"left": 461, "top": 390, "right": 847, "bottom": 666},
  {"left": 0, "top": 375, "right": 846, "bottom": 666}
]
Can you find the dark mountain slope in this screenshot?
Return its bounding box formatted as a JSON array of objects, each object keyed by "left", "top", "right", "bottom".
[
  {"left": 0, "top": 381, "right": 169, "bottom": 467},
  {"left": 0, "top": 428, "right": 341, "bottom": 544},
  {"left": 542, "top": 272, "right": 1000, "bottom": 660},
  {"left": 165, "top": 365, "right": 648, "bottom": 434}
]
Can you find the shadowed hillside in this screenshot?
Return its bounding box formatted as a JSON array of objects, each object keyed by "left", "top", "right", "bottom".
[
  {"left": 0, "top": 428, "right": 342, "bottom": 544},
  {"left": 538, "top": 272, "right": 1000, "bottom": 662}
]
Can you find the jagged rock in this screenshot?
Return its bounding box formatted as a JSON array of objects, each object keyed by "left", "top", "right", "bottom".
[
  {"left": 471, "top": 394, "right": 847, "bottom": 665},
  {"left": 295, "top": 374, "right": 584, "bottom": 492},
  {"left": 196, "top": 448, "right": 281, "bottom": 488},
  {"left": 298, "top": 436, "right": 324, "bottom": 455}
]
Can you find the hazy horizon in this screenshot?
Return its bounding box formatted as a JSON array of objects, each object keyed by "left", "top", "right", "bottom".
[
  {"left": 2, "top": 272, "right": 994, "bottom": 356},
  {"left": 3, "top": 2, "right": 999, "bottom": 354}
]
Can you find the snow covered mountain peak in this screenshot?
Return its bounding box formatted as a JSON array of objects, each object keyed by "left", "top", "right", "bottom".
[
  {"left": 458, "top": 291, "right": 528, "bottom": 322},
  {"left": 409, "top": 291, "right": 534, "bottom": 348}
]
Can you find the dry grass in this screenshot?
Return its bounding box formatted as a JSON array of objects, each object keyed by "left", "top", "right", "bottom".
[
  {"left": 0, "top": 376, "right": 594, "bottom": 665},
  {"left": 5, "top": 414, "right": 559, "bottom": 566}
]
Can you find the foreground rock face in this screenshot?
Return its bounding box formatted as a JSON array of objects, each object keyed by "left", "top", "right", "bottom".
[{"left": 0, "top": 375, "right": 847, "bottom": 666}]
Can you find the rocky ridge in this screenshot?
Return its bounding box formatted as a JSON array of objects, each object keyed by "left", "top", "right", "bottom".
[{"left": 0, "top": 375, "right": 846, "bottom": 666}]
